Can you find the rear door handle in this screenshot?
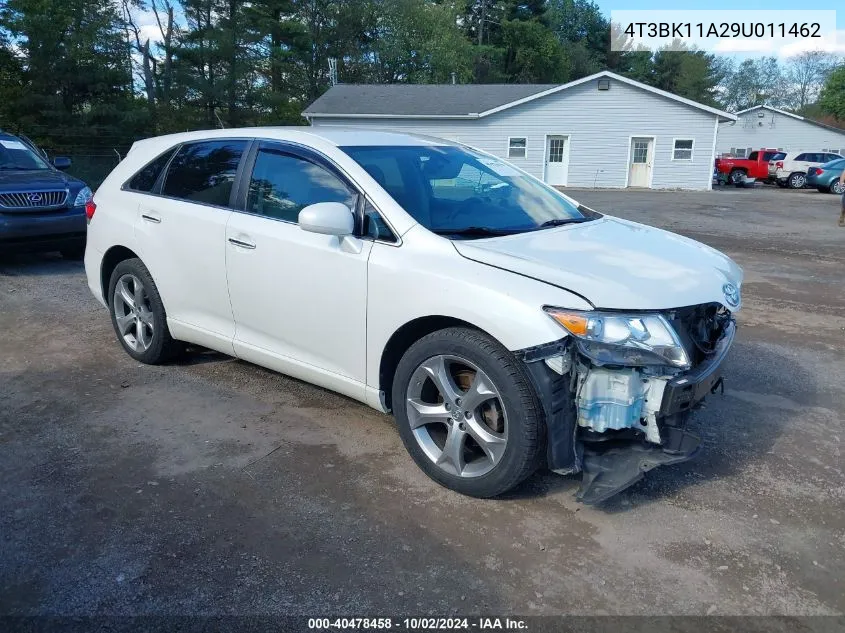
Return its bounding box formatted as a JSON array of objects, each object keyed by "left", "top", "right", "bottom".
[
  {"left": 228, "top": 237, "right": 256, "bottom": 250},
  {"left": 141, "top": 213, "right": 161, "bottom": 224}
]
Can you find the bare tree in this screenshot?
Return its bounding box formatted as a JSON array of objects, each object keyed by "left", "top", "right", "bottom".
[{"left": 784, "top": 51, "right": 838, "bottom": 111}]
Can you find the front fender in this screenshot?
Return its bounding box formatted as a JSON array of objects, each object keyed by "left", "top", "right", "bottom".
[{"left": 365, "top": 227, "right": 589, "bottom": 391}]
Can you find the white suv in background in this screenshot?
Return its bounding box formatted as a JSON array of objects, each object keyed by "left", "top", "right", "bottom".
[
  {"left": 84, "top": 127, "right": 742, "bottom": 504},
  {"left": 770, "top": 151, "right": 844, "bottom": 189}
]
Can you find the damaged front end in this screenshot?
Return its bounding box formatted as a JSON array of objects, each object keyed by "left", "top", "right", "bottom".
[{"left": 519, "top": 303, "right": 736, "bottom": 504}]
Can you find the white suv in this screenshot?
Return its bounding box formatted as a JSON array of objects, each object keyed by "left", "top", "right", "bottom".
[
  {"left": 770, "top": 151, "right": 844, "bottom": 188},
  {"left": 84, "top": 128, "right": 741, "bottom": 504}
]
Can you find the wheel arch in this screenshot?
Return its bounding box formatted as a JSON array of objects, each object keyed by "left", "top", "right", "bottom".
[
  {"left": 379, "top": 315, "right": 496, "bottom": 411},
  {"left": 100, "top": 245, "right": 140, "bottom": 302}
]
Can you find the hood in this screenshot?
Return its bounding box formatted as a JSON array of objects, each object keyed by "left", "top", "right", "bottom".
[
  {"left": 0, "top": 168, "right": 79, "bottom": 190},
  {"left": 453, "top": 216, "right": 743, "bottom": 311}
]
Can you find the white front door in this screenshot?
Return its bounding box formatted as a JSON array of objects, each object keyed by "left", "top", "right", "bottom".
[
  {"left": 224, "top": 142, "right": 371, "bottom": 394},
  {"left": 628, "top": 137, "right": 653, "bottom": 187},
  {"left": 545, "top": 135, "right": 569, "bottom": 186}
]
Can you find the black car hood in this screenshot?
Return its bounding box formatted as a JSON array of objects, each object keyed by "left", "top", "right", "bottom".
[{"left": 0, "top": 169, "right": 81, "bottom": 190}]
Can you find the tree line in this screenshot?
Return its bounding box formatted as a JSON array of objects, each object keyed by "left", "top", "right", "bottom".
[{"left": 1, "top": 0, "right": 843, "bottom": 162}]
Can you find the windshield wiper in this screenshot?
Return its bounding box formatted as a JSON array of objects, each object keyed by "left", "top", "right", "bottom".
[
  {"left": 536, "top": 218, "right": 589, "bottom": 229},
  {"left": 431, "top": 226, "right": 523, "bottom": 238}
]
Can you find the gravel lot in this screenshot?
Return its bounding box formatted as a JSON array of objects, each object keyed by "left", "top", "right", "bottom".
[{"left": 1, "top": 186, "right": 843, "bottom": 618}]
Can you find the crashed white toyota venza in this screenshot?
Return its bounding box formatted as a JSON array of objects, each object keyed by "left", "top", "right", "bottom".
[{"left": 84, "top": 128, "right": 741, "bottom": 503}]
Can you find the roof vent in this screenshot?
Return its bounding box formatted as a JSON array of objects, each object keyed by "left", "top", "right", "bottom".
[{"left": 597, "top": 78, "right": 610, "bottom": 91}]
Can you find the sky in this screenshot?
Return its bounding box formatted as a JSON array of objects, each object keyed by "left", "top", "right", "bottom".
[{"left": 595, "top": 0, "right": 844, "bottom": 59}]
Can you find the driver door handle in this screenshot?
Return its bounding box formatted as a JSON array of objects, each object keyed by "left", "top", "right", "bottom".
[{"left": 228, "top": 237, "right": 256, "bottom": 250}]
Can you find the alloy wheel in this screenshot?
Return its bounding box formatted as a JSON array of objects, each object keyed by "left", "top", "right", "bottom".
[
  {"left": 405, "top": 355, "right": 508, "bottom": 478},
  {"left": 112, "top": 273, "right": 155, "bottom": 352},
  {"left": 833, "top": 181, "right": 845, "bottom": 195},
  {"left": 790, "top": 173, "right": 806, "bottom": 188}
]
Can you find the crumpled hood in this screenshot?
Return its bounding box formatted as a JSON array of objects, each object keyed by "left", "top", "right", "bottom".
[{"left": 453, "top": 216, "right": 743, "bottom": 311}]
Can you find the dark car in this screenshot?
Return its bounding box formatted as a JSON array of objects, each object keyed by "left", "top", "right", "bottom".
[
  {"left": 0, "top": 131, "right": 92, "bottom": 258},
  {"left": 806, "top": 158, "right": 845, "bottom": 194}
]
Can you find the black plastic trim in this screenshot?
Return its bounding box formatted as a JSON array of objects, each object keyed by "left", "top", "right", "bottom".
[{"left": 660, "top": 319, "right": 736, "bottom": 416}]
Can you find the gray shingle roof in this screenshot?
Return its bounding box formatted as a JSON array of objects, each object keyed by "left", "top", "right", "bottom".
[{"left": 303, "top": 83, "right": 559, "bottom": 117}]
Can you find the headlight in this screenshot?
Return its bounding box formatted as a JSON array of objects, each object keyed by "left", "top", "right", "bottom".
[
  {"left": 74, "top": 187, "right": 92, "bottom": 207},
  {"left": 544, "top": 308, "right": 690, "bottom": 369}
]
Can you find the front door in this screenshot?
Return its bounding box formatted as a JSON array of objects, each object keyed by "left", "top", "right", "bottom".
[
  {"left": 545, "top": 135, "right": 569, "bottom": 186},
  {"left": 225, "top": 142, "right": 372, "bottom": 395},
  {"left": 628, "top": 137, "right": 653, "bottom": 187}
]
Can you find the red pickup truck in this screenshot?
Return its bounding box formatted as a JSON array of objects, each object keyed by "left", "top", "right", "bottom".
[{"left": 715, "top": 149, "right": 785, "bottom": 184}]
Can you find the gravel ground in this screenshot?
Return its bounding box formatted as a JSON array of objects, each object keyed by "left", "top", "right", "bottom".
[{"left": 0, "top": 185, "right": 843, "bottom": 618}]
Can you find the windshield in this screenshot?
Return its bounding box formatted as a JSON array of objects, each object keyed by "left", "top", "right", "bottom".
[
  {"left": 341, "top": 144, "right": 588, "bottom": 237},
  {"left": 0, "top": 138, "right": 51, "bottom": 171}
]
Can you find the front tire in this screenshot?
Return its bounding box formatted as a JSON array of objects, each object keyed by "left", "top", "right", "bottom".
[
  {"left": 788, "top": 172, "right": 806, "bottom": 189},
  {"left": 392, "top": 327, "right": 543, "bottom": 498},
  {"left": 831, "top": 180, "right": 845, "bottom": 195},
  {"left": 107, "top": 258, "right": 180, "bottom": 364}
]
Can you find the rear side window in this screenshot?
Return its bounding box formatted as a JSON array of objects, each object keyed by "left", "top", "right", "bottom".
[
  {"left": 126, "top": 147, "right": 178, "bottom": 192},
  {"left": 162, "top": 140, "right": 247, "bottom": 207},
  {"left": 794, "top": 153, "right": 807, "bottom": 161},
  {"left": 747, "top": 151, "right": 758, "bottom": 161}
]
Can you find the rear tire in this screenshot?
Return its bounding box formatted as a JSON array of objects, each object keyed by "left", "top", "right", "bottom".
[
  {"left": 788, "top": 172, "right": 806, "bottom": 189},
  {"left": 729, "top": 169, "right": 745, "bottom": 184},
  {"left": 107, "top": 258, "right": 180, "bottom": 364},
  {"left": 392, "top": 327, "right": 543, "bottom": 498},
  {"left": 831, "top": 180, "right": 845, "bottom": 195}
]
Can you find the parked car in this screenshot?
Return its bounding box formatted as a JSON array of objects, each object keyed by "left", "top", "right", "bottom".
[
  {"left": 769, "top": 151, "right": 844, "bottom": 189},
  {"left": 0, "top": 131, "right": 92, "bottom": 258},
  {"left": 806, "top": 158, "right": 845, "bottom": 194},
  {"left": 715, "top": 149, "right": 783, "bottom": 184},
  {"left": 84, "top": 128, "right": 741, "bottom": 504}
]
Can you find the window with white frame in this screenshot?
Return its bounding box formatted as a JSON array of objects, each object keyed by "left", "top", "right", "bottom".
[
  {"left": 672, "top": 139, "right": 694, "bottom": 160},
  {"left": 508, "top": 137, "right": 526, "bottom": 159}
]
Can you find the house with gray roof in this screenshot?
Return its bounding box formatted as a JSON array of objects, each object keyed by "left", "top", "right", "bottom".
[
  {"left": 716, "top": 105, "right": 845, "bottom": 159},
  {"left": 304, "top": 70, "right": 736, "bottom": 190}
]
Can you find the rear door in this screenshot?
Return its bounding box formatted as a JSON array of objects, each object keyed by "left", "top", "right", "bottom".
[{"left": 133, "top": 138, "right": 250, "bottom": 351}]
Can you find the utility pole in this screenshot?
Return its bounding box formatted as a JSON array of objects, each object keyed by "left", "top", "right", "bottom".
[{"left": 478, "top": 0, "right": 486, "bottom": 45}]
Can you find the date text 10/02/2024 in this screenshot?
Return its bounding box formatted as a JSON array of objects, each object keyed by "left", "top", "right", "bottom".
[{"left": 307, "top": 618, "right": 528, "bottom": 630}]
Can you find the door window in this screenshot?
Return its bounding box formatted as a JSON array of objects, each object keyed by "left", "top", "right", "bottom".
[
  {"left": 246, "top": 148, "right": 356, "bottom": 223},
  {"left": 161, "top": 140, "right": 247, "bottom": 206},
  {"left": 548, "top": 138, "right": 566, "bottom": 163},
  {"left": 747, "top": 151, "right": 758, "bottom": 161},
  {"left": 632, "top": 140, "right": 649, "bottom": 163}
]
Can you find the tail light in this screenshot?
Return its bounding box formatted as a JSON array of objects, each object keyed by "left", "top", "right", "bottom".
[
  {"left": 811, "top": 168, "right": 823, "bottom": 176},
  {"left": 85, "top": 199, "right": 97, "bottom": 222},
  {"left": 775, "top": 161, "right": 784, "bottom": 170}
]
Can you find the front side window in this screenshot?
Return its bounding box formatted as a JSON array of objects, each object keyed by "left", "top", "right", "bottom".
[
  {"left": 0, "top": 137, "right": 52, "bottom": 171},
  {"left": 341, "top": 144, "right": 587, "bottom": 237},
  {"left": 508, "top": 137, "right": 527, "bottom": 159},
  {"left": 127, "top": 147, "right": 178, "bottom": 192},
  {"left": 162, "top": 140, "right": 247, "bottom": 206},
  {"left": 246, "top": 148, "right": 356, "bottom": 223}
]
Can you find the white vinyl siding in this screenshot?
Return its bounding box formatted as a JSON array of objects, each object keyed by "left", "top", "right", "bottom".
[
  {"left": 312, "top": 78, "right": 717, "bottom": 190},
  {"left": 718, "top": 109, "right": 845, "bottom": 156}
]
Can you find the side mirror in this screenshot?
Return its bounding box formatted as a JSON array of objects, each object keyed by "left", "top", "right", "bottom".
[
  {"left": 299, "top": 202, "right": 354, "bottom": 236},
  {"left": 53, "top": 156, "right": 72, "bottom": 171}
]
